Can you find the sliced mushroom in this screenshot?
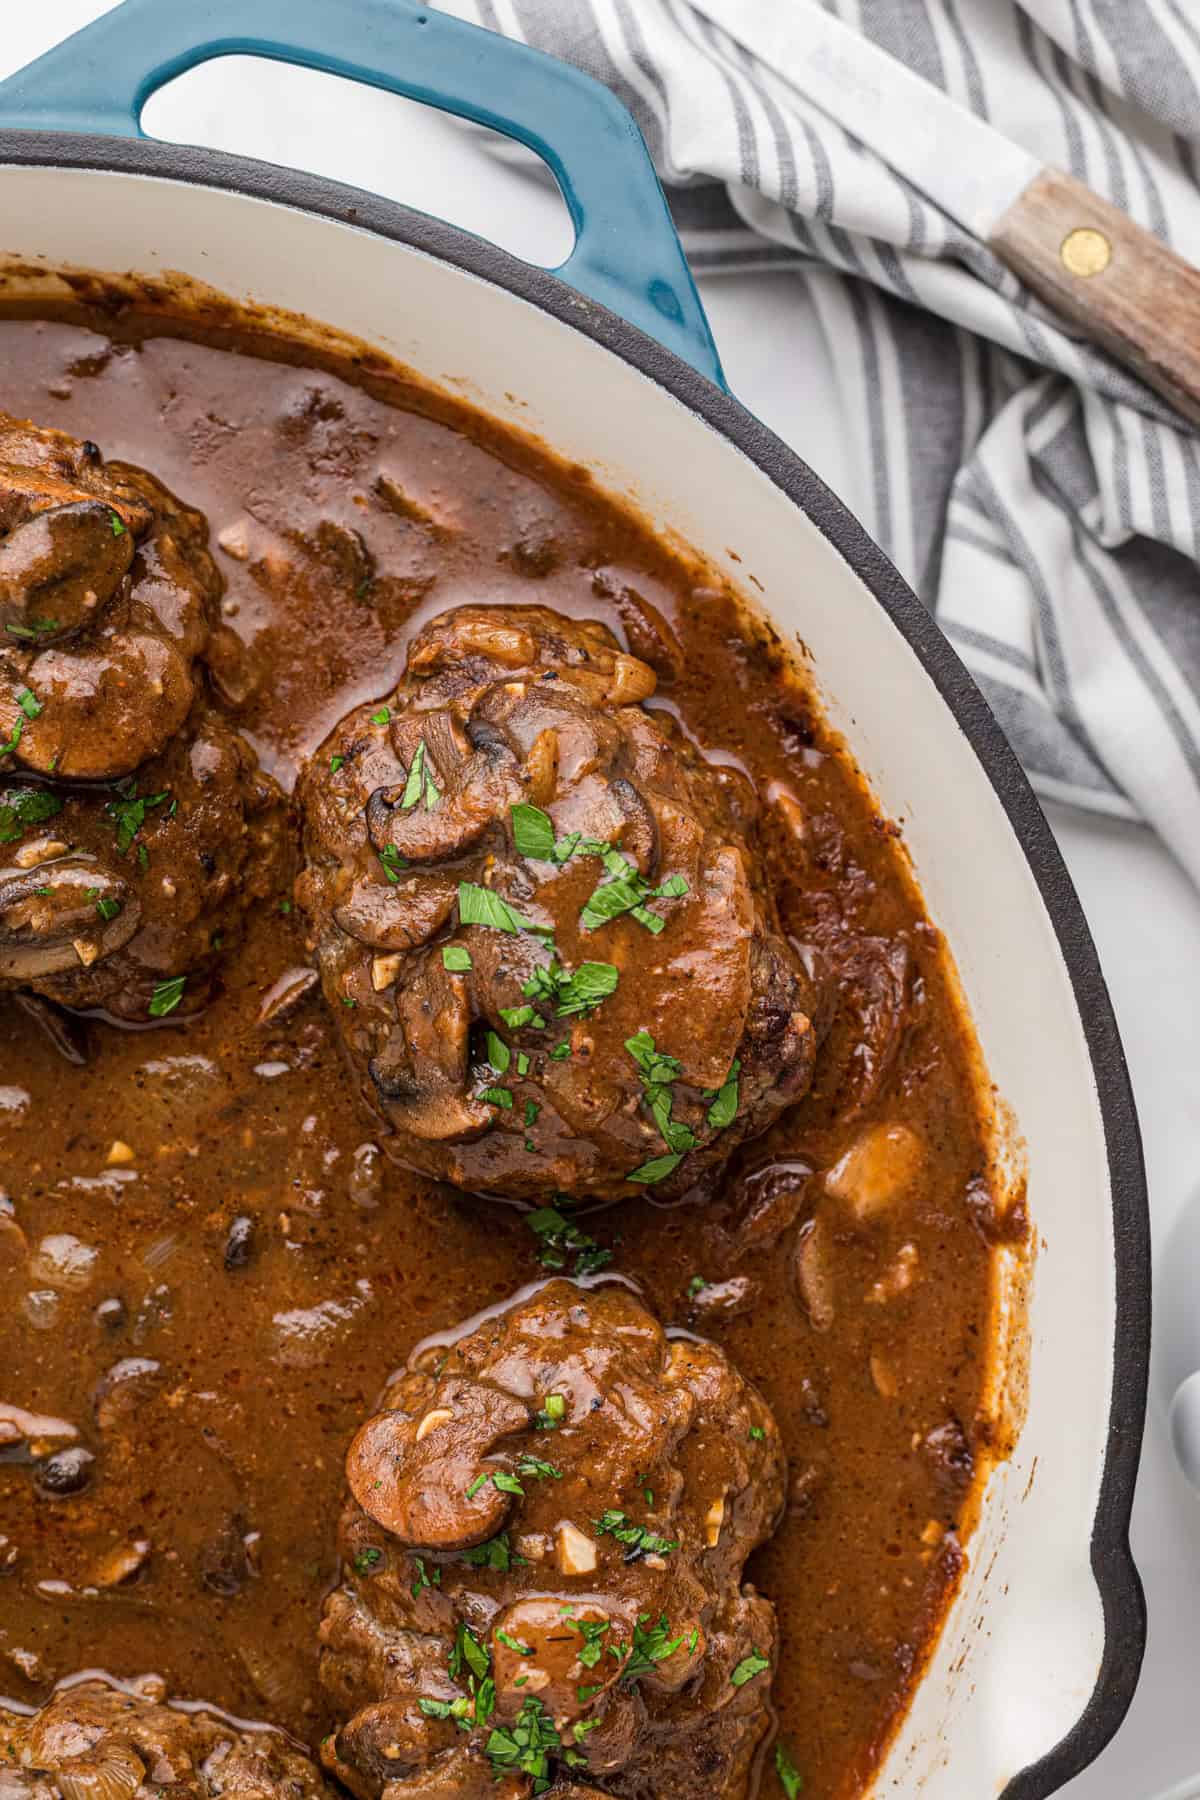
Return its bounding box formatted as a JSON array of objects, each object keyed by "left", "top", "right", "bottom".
[
  {"left": 0, "top": 498, "right": 135, "bottom": 640},
  {"left": 333, "top": 873, "right": 459, "bottom": 952},
  {"left": 367, "top": 950, "right": 492, "bottom": 1142},
  {"left": 794, "top": 1216, "right": 835, "bottom": 1331},
  {"left": 256, "top": 965, "right": 319, "bottom": 1027},
  {"left": 408, "top": 612, "right": 536, "bottom": 671},
  {"left": 0, "top": 857, "right": 137, "bottom": 980},
  {"left": 345, "top": 1376, "right": 531, "bottom": 1550},
  {"left": 365, "top": 717, "right": 524, "bottom": 866},
  {"left": 715, "top": 1158, "right": 813, "bottom": 1258}
]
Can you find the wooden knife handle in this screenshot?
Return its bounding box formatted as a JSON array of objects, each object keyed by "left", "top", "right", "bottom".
[{"left": 990, "top": 167, "right": 1200, "bottom": 425}]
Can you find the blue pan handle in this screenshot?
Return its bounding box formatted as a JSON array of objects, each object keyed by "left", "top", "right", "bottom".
[{"left": 0, "top": 0, "right": 725, "bottom": 388}]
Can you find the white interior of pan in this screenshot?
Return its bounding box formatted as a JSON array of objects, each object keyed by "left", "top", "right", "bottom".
[{"left": 0, "top": 164, "right": 1118, "bottom": 1796}]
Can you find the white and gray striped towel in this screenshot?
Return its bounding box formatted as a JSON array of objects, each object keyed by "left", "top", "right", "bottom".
[{"left": 443, "top": 0, "right": 1200, "bottom": 888}]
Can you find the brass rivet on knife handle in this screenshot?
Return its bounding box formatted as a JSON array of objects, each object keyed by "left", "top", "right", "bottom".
[
  {"left": 1061, "top": 227, "right": 1111, "bottom": 278},
  {"left": 990, "top": 166, "right": 1200, "bottom": 426}
]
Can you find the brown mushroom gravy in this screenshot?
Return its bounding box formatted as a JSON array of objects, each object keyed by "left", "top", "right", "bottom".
[{"left": 0, "top": 303, "right": 1021, "bottom": 1799}]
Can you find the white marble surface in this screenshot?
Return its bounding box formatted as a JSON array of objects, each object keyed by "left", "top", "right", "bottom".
[{"left": 5, "top": 8, "right": 1200, "bottom": 1795}]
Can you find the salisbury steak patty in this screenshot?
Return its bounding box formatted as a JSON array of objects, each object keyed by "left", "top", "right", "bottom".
[
  {"left": 0, "top": 1680, "right": 333, "bottom": 1800},
  {"left": 0, "top": 412, "right": 220, "bottom": 780},
  {"left": 0, "top": 704, "right": 286, "bottom": 1022},
  {"left": 296, "top": 604, "right": 828, "bottom": 1201},
  {"left": 318, "top": 1278, "right": 786, "bottom": 1799}
]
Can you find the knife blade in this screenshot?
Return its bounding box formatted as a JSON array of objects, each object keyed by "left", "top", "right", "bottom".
[
  {"left": 689, "top": 0, "right": 1039, "bottom": 238},
  {"left": 689, "top": 0, "right": 1200, "bottom": 425}
]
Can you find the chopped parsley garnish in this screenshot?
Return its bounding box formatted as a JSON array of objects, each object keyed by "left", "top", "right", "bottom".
[
  {"left": 621, "top": 1613, "right": 687, "bottom": 1685},
  {"left": 594, "top": 1509, "right": 678, "bottom": 1560},
  {"left": 628, "top": 1152, "right": 684, "bottom": 1185},
  {"left": 418, "top": 1695, "right": 472, "bottom": 1725},
  {"left": 421, "top": 1624, "right": 495, "bottom": 1732},
  {"left": 371, "top": 705, "right": 391, "bottom": 726},
  {"left": 510, "top": 802, "right": 609, "bottom": 866},
  {"left": 15, "top": 687, "right": 41, "bottom": 720},
  {"left": 580, "top": 847, "right": 689, "bottom": 935},
  {"left": 110, "top": 511, "right": 126, "bottom": 536},
  {"left": 478, "top": 1086, "right": 513, "bottom": 1110},
  {"left": 704, "top": 1058, "right": 742, "bottom": 1130},
  {"left": 515, "top": 1453, "right": 562, "bottom": 1482},
  {"left": 329, "top": 753, "right": 344, "bottom": 774},
  {"left": 148, "top": 975, "right": 186, "bottom": 1018},
  {"left": 499, "top": 1003, "right": 544, "bottom": 1030},
  {"left": 399, "top": 737, "right": 442, "bottom": 811},
  {"left": 442, "top": 944, "right": 472, "bottom": 971},
  {"left": 466, "top": 1457, "right": 558, "bottom": 1501},
  {"left": 5, "top": 617, "right": 58, "bottom": 640},
  {"left": 524, "top": 955, "right": 619, "bottom": 1018},
  {"left": 565, "top": 1616, "right": 611, "bottom": 1669},
  {"left": 510, "top": 802, "right": 557, "bottom": 861},
  {"left": 410, "top": 1555, "right": 441, "bottom": 1597},
  {"left": 548, "top": 1040, "right": 572, "bottom": 1061},
  {"left": 106, "top": 778, "right": 168, "bottom": 855},
  {"left": 573, "top": 1718, "right": 600, "bottom": 1745},
  {"left": 352, "top": 1547, "right": 382, "bottom": 1575},
  {"left": 378, "top": 843, "right": 407, "bottom": 884},
  {"left": 449, "top": 1623, "right": 490, "bottom": 1683},
  {"left": 462, "top": 1532, "right": 524, "bottom": 1573},
  {"left": 687, "top": 1275, "right": 708, "bottom": 1298},
  {"left": 466, "top": 1469, "right": 516, "bottom": 1501},
  {"left": 534, "top": 1392, "right": 565, "bottom": 1430},
  {"left": 485, "top": 1030, "right": 511, "bottom": 1075},
  {"left": 516, "top": 1052, "right": 530, "bottom": 1077},
  {"left": 525, "top": 1204, "right": 612, "bottom": 1277},
  {"left": 774, "top": 1743, "right": 803, "bottom": 1798},
  {"left": 731, "top": 1648, "right": 771, "bottom": 1687},
  {"left": 523, "top": 1098, "right": 539, "bottom": 1127},
  {"left": 485, "top": 1696, "right": 563, "bottom": 1791},
  {"left": 0, "top": 716, "right": 22, "bottom": 758},
  {"left": 496, "top": 1629, "right": 533, "bottom": 1657},
  {"left": 625, "top": 1030, "right": 696, "bottom": 1182},
  {"left": 750, "top": 1425, "right": 766, "bottom": 1442},
  {"left": 458, "top": 881, "right": 543, "bottom": 936},
  {"left": 87, "top": 888, "right": 122, "bottom": 923},
  {"left": 626, "top": 1030, "right": 697, "bottom": 1152},
  {"left": 577, "top": 1683, "right": 603, "bottom": 1703}
]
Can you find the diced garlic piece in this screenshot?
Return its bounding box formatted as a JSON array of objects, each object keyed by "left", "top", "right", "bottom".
[
  {"left": 556, "top": 1521, "right": 597, "bottom": 1575},
  {"left": 371, "top": 953, "right": 405, "bottom": 991},
  {"left": 704, "top": 1494, "right": 726, "bottom": 1547},
  {"left": 515, "top": 1533, "right": 548, "bottom": 1563},
  {"left": 29, "top": 1233, "right": 97, "bottom": 1291},
  {"left": 825, "top": 1124, "right": 923, "bottom": 1221},
  {"left": 91, "top": 1538, "right": 151, "bottom": 1587},
  {"left": 72, "top": 938, "right": 99, "bottom": 968},
  {"left": 107, "top": 1140, "right": 135, "bottom": 1166},
  {"left": 605, "top": 652, "right": 657, "bottom": 705},
  {"left": 13, "top": 839, "right": 68, "bottom": 869},
  {"left": 414, "top": 1407, "right": 454, "bottom": 1443},
  {"left": 921, "top": 1519, "right": 945, "bottom": 1547},
  {"left": 217, "top": 519, "right": 252, "bottom": 560},
  {"left": 870, "top": 1354, "right": 899, "bottom": 1399},
  {"left": 867, "top": 1242, "right": 920, "bottom": 1305}
]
